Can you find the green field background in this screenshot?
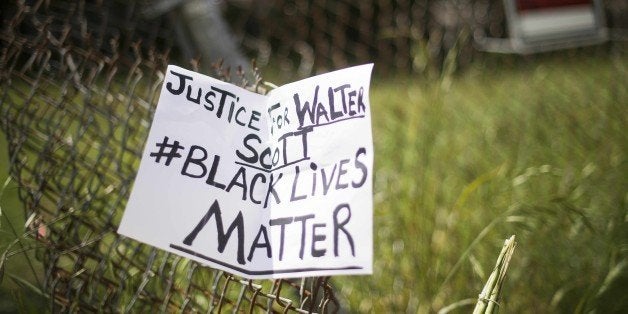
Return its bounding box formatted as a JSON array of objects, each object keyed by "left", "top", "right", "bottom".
[{"left": 1, "top": 48, "right": 626, "bottom": 312}]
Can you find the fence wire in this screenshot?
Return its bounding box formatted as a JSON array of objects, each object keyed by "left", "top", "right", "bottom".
[{"left": 0, "top": 1, "right": 337, "bottom": 312}]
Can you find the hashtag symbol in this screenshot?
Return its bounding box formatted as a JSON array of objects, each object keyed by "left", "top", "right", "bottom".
[{"left": 150, "top": 136, "right": 185, "bottom": 166}]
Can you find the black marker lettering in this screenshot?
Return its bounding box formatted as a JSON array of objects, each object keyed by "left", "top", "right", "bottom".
[
  {"left": 166, "top": 70, "right": 192, "bottom": 95},
  {"left": 270, "top": 217, "right": 293, "bottom": 261},
  {"left": 290, "top": 166, "right": 307, "bottom": 202},
  {"left": 227, "top": 99, "right": 236, "bottom": 122},
  {"left": 248, "top": 110, "right": 261, "bottom": 131},
  {"left": 247, "top": 225, "right": 271, "bottom": 261},
  {"left": 181, "top": 145, "right": 207, "bottom": 178},
  {"left": 336, "top": 158, "right": 350, "bottom": 190},
  {"left": 264, "top": 173, "right": 283, "bottom": 208},
  {"left": 357, "top": 87, "right": 366, "bottom": 113},
  {"left": 299, "top": 127, "right": 312, "bottom": 159},
  {"left": 236, "top": 134, "right": 260, "bottom": 164},
  {"left": 183, "top": 200, "right": 245, "bottom": 265},
  {"left": 315, "top": 101, "right": 329, "bottom": 124},
  {"left": 328, "top": 86, "right": 342, "bottom": 120},
  {"left": 206, "top": 155, "right": 226, "bottom": 190},
  {"left": 352, "top": 147, "right": 368, "bottom": 188},
  {"left": 333, "top": 203, "right": 355, "bottom": 257},
  {"left": 321, "top": 164, "right": 337, "bottom": 195},
  {"left": 348, "top": 90, "right": 357, "bottom": 115},
  {"left": 310, "top": 162, "right": 318, "bottom": 196},
  {"left": 260, "top": 147, "right": 273, "bottom": 169},
  {"left": 226, "top": 167, "right": 247, "bottom": 201},
  {"left": 293, "top": 85, "right": 319, "bottom": 128},
  {"left": 268, "top": 103, "right": 281, "bottom": 135},
  {"left": 294, "top": 214, "right": 315, "bottom": 259},
  {"left": 283, "top": 107, "right": 290, "bottom": 125},
  {"left": 249, "top": 173, "right": 266, "bottom": 205},
  {"left": 211, "top": 86, "right": 236, "bottom": 118},
  {"left": 204, "top": 91, "right": 216, "bottom": 111},
  {"left": 235, "top": 107, "right": 247, "bottom": 126},
  {"left": 186, "top": 85, "right": 201, "bottom": 104},
  {"left": 311, "top": 223, "right": 327, "bottom": 257}
]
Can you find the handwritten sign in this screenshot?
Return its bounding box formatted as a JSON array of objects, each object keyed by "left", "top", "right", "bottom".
[{"left": 118, "top": 64, "right": 373, "bottom": 279}]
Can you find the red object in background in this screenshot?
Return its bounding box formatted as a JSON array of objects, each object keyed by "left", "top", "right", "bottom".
[{"left": 517, "top": 0, "right": 592, "bottom": 11}]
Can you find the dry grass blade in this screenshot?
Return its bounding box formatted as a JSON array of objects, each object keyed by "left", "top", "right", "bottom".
[{"left": 473, "top": 235, "right": 516, "bottom": 314}]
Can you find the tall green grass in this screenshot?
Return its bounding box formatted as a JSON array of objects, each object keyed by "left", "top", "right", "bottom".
[
  {"left": 338, "top": 50, "right": 627, "bottom": 313},
  {"left": 0, "top": 48, "right": 626, "bottom": 312},
  {"left": 0, "top": 132, "right": 47, "bottom": 311}
]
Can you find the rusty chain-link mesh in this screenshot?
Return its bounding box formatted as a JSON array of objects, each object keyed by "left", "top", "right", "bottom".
[{"left": 0, "top": 1, "right": 338, "bottom": 312}]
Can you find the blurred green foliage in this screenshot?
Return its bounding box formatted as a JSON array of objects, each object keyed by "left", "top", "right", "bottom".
[{"left": 337, "top": 48, "right": 627, "bottom": 313}]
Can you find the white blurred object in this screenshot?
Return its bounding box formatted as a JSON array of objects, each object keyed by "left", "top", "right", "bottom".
[
  {"left": 476, "top": 0, "right": 609, "bottom": 54},
  {"left": 144, "top": 0, "right": 250, "bottom": 75}
]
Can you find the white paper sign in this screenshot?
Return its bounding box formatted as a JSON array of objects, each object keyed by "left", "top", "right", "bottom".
[{"left": 118, "top": 64, "right": 373, "bottom": 279}]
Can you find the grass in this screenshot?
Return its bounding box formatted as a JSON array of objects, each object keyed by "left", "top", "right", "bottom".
[
  {"left": 0, "top": 131, "right": 47, "bottom": 312},
  {"left": 0, "top": 46, "right": 626, "bottom": 312},
  {"left": 336, "top": 47, "right": 627, "bottom": 313}
]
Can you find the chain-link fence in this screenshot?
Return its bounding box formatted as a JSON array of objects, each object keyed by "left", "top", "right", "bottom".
[
  {"left": 0, "top": 1, "right": 337, "bottom": 312},
  {"left": 224, "top": 0, "right": 626, "bottom": 79},
  {"left": 1, "top": 0, "right": 626, "bottom": 312}
]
